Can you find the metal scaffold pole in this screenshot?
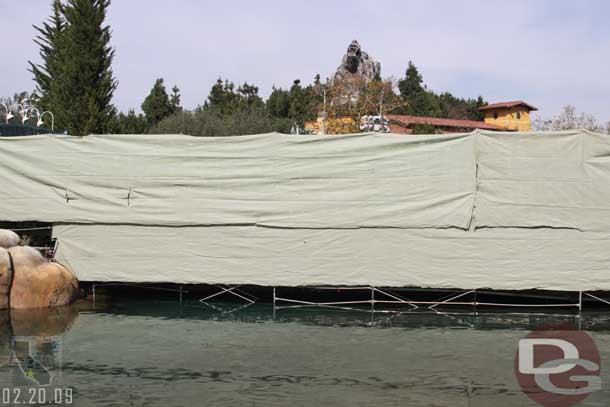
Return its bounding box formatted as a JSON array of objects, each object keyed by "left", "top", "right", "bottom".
[
  {"left": 473, "top": 289, "right": 477, "bottom": 315},
  {"left": 578, "top": 291, "right": 583, "bottom": 330},
  {"left": 272, "top": 287, "right": 277, "bottom": 320}
]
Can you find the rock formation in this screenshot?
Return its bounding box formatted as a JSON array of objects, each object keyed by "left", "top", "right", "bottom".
[
  {"left": 0, "top": 230, "right": 79, "bottom": 309},
  {"left": 8, "top": 245, "right": 45, "bottom": 269},
  {"left": 335, "top": 40, "right": 381, "bottom": 82},
  {"left": 0, "top": 229, "right": 19, "bottom": 249},
  {"left": 9, "top": 260, "right": 79, "bottom": 309}
]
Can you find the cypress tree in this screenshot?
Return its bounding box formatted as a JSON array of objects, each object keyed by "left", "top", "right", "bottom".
[
  {"left": 29, "top": 0, "right": 65, "bottom": 113},
  {"left": 33, "top": 0, "right": 117, "bottom": 136},
  {"left": 142, "top": 78, "right": 173, "bottom": 126}
]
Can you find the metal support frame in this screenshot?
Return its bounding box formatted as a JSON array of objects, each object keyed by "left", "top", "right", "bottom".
[
  {"left": 198, "top": 285, "right": 258, "bottom": 314},
  {"left": 584, "top": 292, "right": 610, "bottom": 307},
  {"left": 273, "top": 286, "right": 585, "bottom": 313},
  {"left": 273, "top": 286, "right": 420, "bottom": 309},
  {"left": 83, "top": 284, "right": 610, "bottom": 323},
  {"left": 199, "top": 285, "right": 257, "bottom": 304},
  {"left": 274, "top": 287, "right": 472, "bottom": 310}
]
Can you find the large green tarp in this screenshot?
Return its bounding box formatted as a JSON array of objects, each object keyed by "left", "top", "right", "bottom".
[{"left": 1, "top": 130, "right": 609, "bottom": 289}]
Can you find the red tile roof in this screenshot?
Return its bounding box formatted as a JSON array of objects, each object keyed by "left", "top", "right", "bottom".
[
  {"left": 478, "top": 100, "right": 538, "bottom": 112},
  {"left": 387, "top": 114, "right": 506, "bottom": 131}
]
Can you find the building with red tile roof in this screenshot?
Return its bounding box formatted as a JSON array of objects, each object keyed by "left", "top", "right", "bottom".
[
  {"left": 387, "top": 114, "right": 507, "bottom": 134},
  {"left": 478, "top": 100, "right": 538, "bottom": 131}
]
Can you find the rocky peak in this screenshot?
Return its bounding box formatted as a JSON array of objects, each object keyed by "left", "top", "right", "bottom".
[{"left": 335, "top": 40, "right": 381, "bottom": 81}]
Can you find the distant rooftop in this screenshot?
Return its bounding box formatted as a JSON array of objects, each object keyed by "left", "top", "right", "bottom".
[
  {"left": 478, "top": 101, "right": 538, "bottom": 112},
  {"left": 387, "top": 114, "right": 507, "bottom": 131}
]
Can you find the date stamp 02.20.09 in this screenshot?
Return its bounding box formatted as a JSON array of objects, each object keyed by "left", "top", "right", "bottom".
[{"left": 1, "top": 387, "right": 73, "bottom": 406}]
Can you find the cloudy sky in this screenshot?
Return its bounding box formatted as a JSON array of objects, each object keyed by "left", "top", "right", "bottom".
[{"left": 1, "top": 0, "right": 608, "bottom": 121}]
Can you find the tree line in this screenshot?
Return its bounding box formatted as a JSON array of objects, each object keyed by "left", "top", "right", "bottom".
[
  {"left": 8, "top": 0, "right": 606, "bottom": 137},
  {"left": 8, "top": 0, "right": 494, "bottom": 137}
]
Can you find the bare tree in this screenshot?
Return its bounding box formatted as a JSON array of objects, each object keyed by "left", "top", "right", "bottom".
[
  {"left": 320, "top": 76, "right": 403, "bottom": 122},
  {"left": 533, "top": 105, "right": 609, "bottom": 133}
]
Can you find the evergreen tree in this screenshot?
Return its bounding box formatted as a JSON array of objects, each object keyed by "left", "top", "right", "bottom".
[
  {"left": 437, "top": 92, "right": 486, "bottom": 121},
  {"left": 266, "top": 76, "right": 323, "bottom": 128},
  {"left": 151, "top": 108, "right": 292, "bottom": 137},
  {"left": 397, "top": 61, "right": 440, "bottom": 117},
  {"left": 170, "top": 85, "right": 181, "bottom": 112},
  {"left": 398, "top": 61, "right": 424, "bottom": 97},
  {"left": 206, "top": 78, "right": 243, "bottom": 115},
  {"left": 237, "top": 82, "right": 264, "bottom": 113},
  {"left": 142, "top": 78, "right": 173, "bottom": 126},
  {"left": 108, "top": 108, "right": 148, "bottom": 134},
  {"left": 207, "top": 78, "right": 226, "bottom": 109},
  {"left": 29, "top": 0, "right": 65, "bottom": 113},
  {"left": 31, "top": 0, "right": 117, "bottom": 136},
  {"left": 205, "top": 78, "right": 266, "bottom": 115},
  {"left": 288, "top": 79, "right": 315, "bottom": 126},
  {"left": 266, "top": 87, "right": 290, "bottom": 118},
  {"left": 397, "top": 61, "right": 484, "bottom": 120}
]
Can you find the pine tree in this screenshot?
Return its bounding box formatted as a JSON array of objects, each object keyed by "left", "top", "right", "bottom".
[
  {"left": 237, "top": 82, "right": 264, "bottom": 113},
  {"left": 398, "top": 61, "right": 424, "bottom": 98},
  {"left": 110, "top": 109, "right": 148, "bottom": 134},
  {"left": 288, "top": 79, "right": 311, "bottom": 125},
  {"left": 142, "top": 78, "right": 173, "bottom": 126},
  {"left": 29, "top": 0, "right": 65, "bottom": 113},
  {"left": 32, "top": 0, "right": 117, "bottom": 136},
  {"left": 207, "top": 78, "right": 226, "bottom": 109},
  {"left": 397, "top": 61, "right": 485, "bottom": 120},
  {"left": 170, "top": 85, "right": 181, "bottom": 112},
  {"left": 207, "top": 78, "right": 255, "bottom": 115},
  {"left": 397, "top": 61, "right": 440, "bottom": 117},
  {"left": 266, "top": 87, "right": 290, "bottom": 118}
]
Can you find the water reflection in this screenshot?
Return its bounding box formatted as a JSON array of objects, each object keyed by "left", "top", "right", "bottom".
[
  {"left": 0, "top": 300, "right": 609, "bottom": 406},
  {"left": 98, "top": 298, "right": 595, "bottom": 331},
  {"left": 0, "top": 306, "right": 76, "bottom": 390}
]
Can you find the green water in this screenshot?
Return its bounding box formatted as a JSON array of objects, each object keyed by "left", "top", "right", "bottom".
[{"left": 1, "top": 299, "right": 610, "bottom": 406}]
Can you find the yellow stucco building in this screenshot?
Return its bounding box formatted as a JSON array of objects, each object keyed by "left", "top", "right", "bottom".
[
  {"left": 478, "top": 101, "right": 538, "bottom": 131},
  {"left": 304, "top": 116, "right": 359, "bottom": 135}
]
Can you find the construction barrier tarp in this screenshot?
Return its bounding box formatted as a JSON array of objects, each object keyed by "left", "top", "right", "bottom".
[{"left": 0, "top": 130, "right": 608, "bottom": 290}]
